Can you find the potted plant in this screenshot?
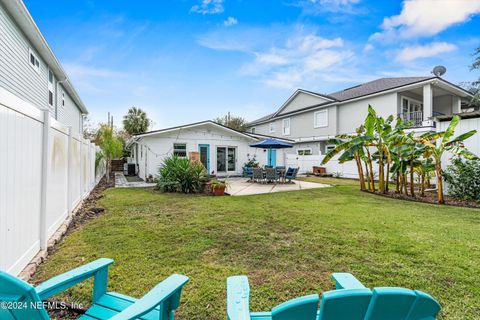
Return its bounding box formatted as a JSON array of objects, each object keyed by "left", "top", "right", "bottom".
[{"left": 211, "top": 179, "right": 229, "bottom": 196}]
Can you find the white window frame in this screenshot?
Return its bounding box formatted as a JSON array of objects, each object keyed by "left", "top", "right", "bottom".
[
  {"left": 400, "top": 96, "right": 423, "bottom": 114},
  {"left": 29, "top": 48, "right": 40, "bottom": 74},
  {"left": 61, "top": 91, "right": 65, "bottom": 108},
  {"left": 173, "top": 143, "right": 187, "bottom": 158},
  {"left": 269, "top": 122, "right": 276, "bottom": 133},
  {"left": 314, "top": 109, "right": 328, "bottom": 128},
  {"left": 325, "top": 144, "right": 336, "bottom": 154},
  {"left": 297, "top": 148, "right": 312, "bottom": 156},
  {"left": 282, "top": 118, "right": 290, "bottom": 136}
]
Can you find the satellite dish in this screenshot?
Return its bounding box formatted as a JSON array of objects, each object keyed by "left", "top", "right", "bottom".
[{"left": 432, "top": 65, "right": 446, "bottom": 77}]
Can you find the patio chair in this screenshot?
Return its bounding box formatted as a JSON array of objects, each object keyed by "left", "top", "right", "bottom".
[
  {"left": 0, "top": 258, "right": 189, "bottom": 320},
  {"left": 284, "top": 167, "right": 299, "bottom": 182},
  {"left": 253, "top": 168, "right": 264, "bottom": 183},
  {"left": 227, "top": 273, "right": 440, "bottom": 320},
  {"left": 243, "top": 166, "right": 254, "bottom": 180},
  {"left": 265, "top": 168, "right": 278, "bottom": 183}
]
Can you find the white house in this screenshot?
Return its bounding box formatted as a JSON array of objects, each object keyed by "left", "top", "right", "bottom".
[
  {"left": 247, "top": 76, "right": 476, "bottom": 175},
  {"left": 128, "top": 121, "right": 293, "bottom": 179},
  {"left": 0, "top": 0, "right": 87, "bottom": 133}
]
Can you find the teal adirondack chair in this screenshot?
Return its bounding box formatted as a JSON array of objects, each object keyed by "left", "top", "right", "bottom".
[
  {"left": 227, "top": 273, "right": 440, "bottom": 320},
  {"left": 0, "top": 258, "right": 189, "bottom": 320}
]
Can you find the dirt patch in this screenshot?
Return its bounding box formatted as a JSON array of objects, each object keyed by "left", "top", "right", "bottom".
[
  {"left": 364, "top": 190, "right": 480, "bottom": 209},
  {"left": 37, "top": 173, "right": 114, "bottom": 319}
]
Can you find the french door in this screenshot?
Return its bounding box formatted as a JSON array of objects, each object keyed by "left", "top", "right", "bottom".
[{"left": 216, "top": 147, "right": 236, "bottom": 173}]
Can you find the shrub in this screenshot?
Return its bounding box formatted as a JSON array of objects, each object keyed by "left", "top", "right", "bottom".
[
  {"left": 443, "top": 157, "right": 480, "bottom": 202},
  {"left": 156, "top": 156, "right": 207, "bottom": 193},
  {"left": 243, "top": 154, "right": 259, "bottom": 168}
]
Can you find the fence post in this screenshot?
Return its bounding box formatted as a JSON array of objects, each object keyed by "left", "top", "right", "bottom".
[
  {"left": 39, "top": 110, "right": 51, "bottom": 250},
  {"left": 66, "top": 126, "right": 73, "bottom": 216}
]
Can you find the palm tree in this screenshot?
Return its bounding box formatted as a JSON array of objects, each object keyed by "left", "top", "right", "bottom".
[
  {"left": 418, "top": 116, "right": 477, "bottom": 203},
  {"left": 123, "top": 107, "right": 151, "bottom": 136}
]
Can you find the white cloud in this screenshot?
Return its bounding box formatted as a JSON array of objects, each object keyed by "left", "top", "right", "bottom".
[
  {"left": 298, "top": 0, "right": 363, "bottom": 14},
  {"left": 395, "top": 42, "right": 457, "bottom": 62},
  {"left": 224, "top": 17, "right": 238, "bottom": 27},
  {"left": 241, "top": 33, "right": 354, "bottom": 88},
  {"left": 191, "top": 0, "right": 224, "bottom": 15},
  {"left": 363, "top": 43, "right": 374, "bottom": 53},
  {"left": 372, "top": 0, "right": 480, "bottom": 40}
]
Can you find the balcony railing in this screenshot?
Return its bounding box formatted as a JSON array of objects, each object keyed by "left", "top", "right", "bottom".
[{"left": 399, "top": 111, "right": 423, "bottom": 127}]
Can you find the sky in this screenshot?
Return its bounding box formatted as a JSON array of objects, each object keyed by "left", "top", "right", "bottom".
[{"left": 24, "top": 0, "right": 480, "bottom": 129}]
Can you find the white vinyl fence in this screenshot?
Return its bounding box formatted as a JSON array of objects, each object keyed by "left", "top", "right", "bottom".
[
  {"left": 285, "top": 153, "right": 362, "bottom": 178},
  {"left": 0, "top": 88, "right": 105, "bottom": 275}
]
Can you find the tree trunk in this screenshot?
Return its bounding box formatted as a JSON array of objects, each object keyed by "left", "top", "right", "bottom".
[
  {"left": 365, "top": 148, "right": 375, "bottom": 192},
  {"left": 436, "top": 163, "right": 444, "bottom": 204},
  {"left": 364, "top": 161, "right": 371, "bottom": 191},
  {"left": 420, "top": 173, "right": 425, "bottom": 197},
  {"left": 410, "top": 160, "right": 415, "bottom": 197},
  {"left": 403, "top": 173, "right": 408, "bottom": 196},
  {"left": 385, "top": 160, "right": 390, "bottom": 193},
  {"left": 395, "top": 174, "right": 400, "bottom": 193},
  {"left": 354, "top": 154, "right": 366, "bottom": 190},
  {"left": 378, "top": 150, "right": 385, "bottom": 193}
]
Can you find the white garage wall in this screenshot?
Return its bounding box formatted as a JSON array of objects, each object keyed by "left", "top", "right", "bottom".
[{"left": 0, "top": 87, "right": 105, "bottom": 275}]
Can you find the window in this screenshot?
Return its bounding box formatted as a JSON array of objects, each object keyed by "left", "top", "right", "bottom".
[
  {"left": 61, "top": 92, "right": 65, "bottom": 107},
  {"left": 325, "top": 144, "right": 335, "bottom": 154},
  {"left": 173, "top": 143, "right": 187, "bottom": 157},
  {"left": 314, "top": 110, "right": 328, "bottom": 128},
  {"left": 48, "top": 70, "right": 54, "bottom": 106},
  {"left": 29, "top": 49, "right": 40, "bottom": 73},
  {"left": 282, "top": 118, "right": 290, "bottom": 135},
  {"left": 251, "top": 127, "right": 256, "bottom": 133},
  {"left": 269, "top": 122, "right": 276, "bottom": 133},
  {"left": 297, "top": 148, "right": 312, "bottom": 156}
]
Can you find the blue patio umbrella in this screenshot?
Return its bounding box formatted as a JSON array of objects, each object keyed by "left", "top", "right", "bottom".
[{"left": 250, "top": 138, "right": 293, "bottom": 166}]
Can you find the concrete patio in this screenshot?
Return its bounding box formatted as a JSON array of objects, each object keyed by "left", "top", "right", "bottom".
[{"left": 226, "top": 177, "right": 330, "bottom": 196}]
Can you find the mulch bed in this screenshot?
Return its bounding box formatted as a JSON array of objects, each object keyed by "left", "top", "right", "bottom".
[
  {"left": 364, "top": 189, "right": 480, "bottom": 209},
  {"left": 37, "top": 172, "right": 115, "bottom": 319}
]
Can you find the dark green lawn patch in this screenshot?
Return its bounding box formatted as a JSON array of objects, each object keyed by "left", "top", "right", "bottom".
[{"left": 33, "top": 177, "right": 480, "bottom": 319}]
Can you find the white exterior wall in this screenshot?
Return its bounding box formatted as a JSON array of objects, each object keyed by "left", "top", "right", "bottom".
[
  {"left": 0, "top": 88, "right": 104, "bottom": 275},
  {"left": 132, "top": 124, "right": 284, "bottom": 179},
  {"left": 278, "top": 92, "right": 331, "bottom": 115},
  {"left": 337, "top": 93, "right": 398, "bottom": 134},
  {"left": 56, "top": 85, "right": 83, "bottom": 134}
]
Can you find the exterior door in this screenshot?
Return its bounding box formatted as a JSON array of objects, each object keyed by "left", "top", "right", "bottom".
[
  {"left": 267, "top": 149, "right": 277, "bottom": 166},
  {"left": 216, "top": 146, "right": 236, "bottom": 173},
  {"left": 198, "top": 144, "right": 210, "bottom": 173}
]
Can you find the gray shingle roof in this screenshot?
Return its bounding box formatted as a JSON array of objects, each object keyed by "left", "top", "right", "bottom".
[{"left": 328, "top": 77, "right": 434, "bottom": 101}]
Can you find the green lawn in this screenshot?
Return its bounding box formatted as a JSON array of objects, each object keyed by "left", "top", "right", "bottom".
[{"left": 33, "top": 178, "right": 480, "bottom": 319}]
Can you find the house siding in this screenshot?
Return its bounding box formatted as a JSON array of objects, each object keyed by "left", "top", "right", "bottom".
[
  {"left": 0, "top": 4, "right": 84, "bottom": 133},
  {"left": 57, "top": 85, "right": 83, "bottom": 134},
  {"left": 337, "top": 92, "right": 398, "bottom": 133},
  {"left": 278, "top": 92, "right": 331, "bottom": 115},
  {"left": 0, "top": 5, "right": 51, "bottom": 113}
]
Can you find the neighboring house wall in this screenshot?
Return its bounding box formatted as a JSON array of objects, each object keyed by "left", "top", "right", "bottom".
[
  {"left": 277, "top": 91, "right": 330, "bottom": 115},
  {"left": 57, "top": 85, "right": 83, "bottom": 134},
  {"left": 0, "top": 5, "right": 50, "bottom": 113},
  {"left": 251, "top": 105, "right": 338, "bottom": 139},
  {"left": 337, "top": 92, "right": 398, "bottom": 133},
  {"left": 0, "top": 4, "right": 84, "bottom": 134}
]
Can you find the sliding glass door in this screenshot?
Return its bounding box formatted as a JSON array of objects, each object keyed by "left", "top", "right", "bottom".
[{"left": 216, "top": 147, "right": 236, "bottom": 173}]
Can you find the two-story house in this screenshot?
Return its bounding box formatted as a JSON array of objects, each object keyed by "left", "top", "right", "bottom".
[
  {"left": 247, "top": 77, "right": 474, "bottom": 168},
  {"left": 0, "top": 0, "right": 88, "bottom": 133}
]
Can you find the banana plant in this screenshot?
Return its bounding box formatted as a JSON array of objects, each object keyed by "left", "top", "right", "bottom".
[{"left": 418, "top": 115, "right": 477, "bottom": 203}]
